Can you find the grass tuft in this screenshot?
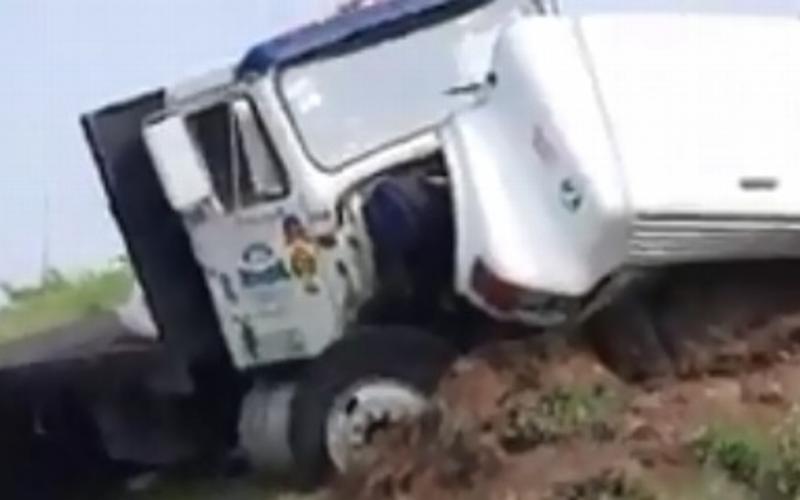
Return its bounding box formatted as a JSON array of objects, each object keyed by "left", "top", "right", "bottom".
[
  {"left": 772, "top": 405, "right": 800, "bottom": 497},
  {"left": 500, "top": 384, "right": 621, "bottom": 452},
  {"left": 549, "top": 469, "right": 656, "bottom": 500},
  {"left": 691, "top": 422, "right": 773, "bottom": 489}
]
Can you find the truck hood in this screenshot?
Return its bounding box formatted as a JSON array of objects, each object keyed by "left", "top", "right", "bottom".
[{"left": 579, "top": 15, "right": 800, "bottom": 216}]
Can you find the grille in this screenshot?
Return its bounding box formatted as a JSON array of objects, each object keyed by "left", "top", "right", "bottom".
[{"left": 629, "top": 214, "right": 800, "bottom": 263}]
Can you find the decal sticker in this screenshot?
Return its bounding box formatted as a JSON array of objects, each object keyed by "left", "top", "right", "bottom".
[
  {"left": 284, "top": 76, "right": 323, "bottom": 115},
  {"left": 291, "top": 247, "right": 319, "bottom": 294},
  {"left": 234, "top": 316, "right": 259, "bottom": 360},
  {"left": 220, "top": 273, "right": 238, "bottom": 304},
  {"left": 242, "top": 242, "right": 273, "bottom": 264},
  {"left": 283, "top": 215, "right": 321, "bottom": 294},
  {"left": 238, "top": 242, "right": 291, "bottom": 289}
]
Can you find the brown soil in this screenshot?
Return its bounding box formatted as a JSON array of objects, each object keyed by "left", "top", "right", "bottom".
[{"left": 332, "top": 264, "right": 800, "bottom": 500}]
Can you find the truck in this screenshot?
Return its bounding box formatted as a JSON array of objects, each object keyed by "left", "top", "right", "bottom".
[{"left": 23, "top": 0, "right": 800, "bottom": 489}]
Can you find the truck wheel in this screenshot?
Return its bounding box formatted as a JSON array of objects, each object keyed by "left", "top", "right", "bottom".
[
  {"left": 289, "top": 326, "right": 456, "bottom": 487},
  {"left": 238, "top": 382, "right": 296, "bottom": 477},
  {"left": 585, "top": 294, "right": 674, "bottom": 381}
]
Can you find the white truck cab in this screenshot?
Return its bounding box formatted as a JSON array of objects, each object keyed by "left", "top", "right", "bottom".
[
  {"left": 140, "top": 0, "right": 532, "bottom": 369},
  {"left": 83, "top": 0, "right": 800, "bottom": 482}
]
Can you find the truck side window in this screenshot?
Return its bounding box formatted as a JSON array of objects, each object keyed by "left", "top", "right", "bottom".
[
  {"left": 185, "top": 99, "right": 287, "bottom": 213},
  {"left": 231, "top": 99, "right": 289, "bottom": 206}
]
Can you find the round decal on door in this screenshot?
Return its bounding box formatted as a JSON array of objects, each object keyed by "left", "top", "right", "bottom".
[{"left": 238, "top": 242, "right": 291, "bottom": 289}]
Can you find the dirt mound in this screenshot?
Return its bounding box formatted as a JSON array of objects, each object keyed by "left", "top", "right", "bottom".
[{"left": 332, "top": 292, "right": 800, "bottom": 500}]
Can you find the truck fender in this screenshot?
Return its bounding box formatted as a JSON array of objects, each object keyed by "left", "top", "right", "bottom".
[{"left": 439, "top": 110, "right": 627, "bottom": 304}]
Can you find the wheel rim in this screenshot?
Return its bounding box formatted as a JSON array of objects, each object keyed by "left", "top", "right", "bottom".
[{"left": 325, "top": 379, "right": 429, "bottom": 472}]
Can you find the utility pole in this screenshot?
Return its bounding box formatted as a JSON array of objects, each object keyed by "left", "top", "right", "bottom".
[{"left": 40, "top": 182, "right": 51, "bottom": 283}]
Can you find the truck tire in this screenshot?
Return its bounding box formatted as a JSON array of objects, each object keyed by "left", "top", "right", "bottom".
[
  {"left": 289, "top": 326, "right": 456, "bottom": 487},
  {"left": 585, "top": 294, "right": 674, "bottom": 381},
  {"left": 238, "top": 382, "right": 296, "bottom": 477}
]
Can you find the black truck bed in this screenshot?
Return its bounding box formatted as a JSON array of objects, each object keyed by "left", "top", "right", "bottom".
[
  {"left": 0, "top": 313, "right": 158, "bottom": 374},
  {"left": 0, "top": 313, "right": 187, "bottom": 404}
]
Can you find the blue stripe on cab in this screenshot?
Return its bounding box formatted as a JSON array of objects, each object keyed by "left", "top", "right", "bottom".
[{"left": 235, "top": 0, "right": 490, "bottom": 78}]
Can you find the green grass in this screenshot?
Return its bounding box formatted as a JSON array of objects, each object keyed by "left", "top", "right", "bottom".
[
  {"left": 500, "top": 384, "right": 622, "bottom": 452},
  {"left": 691, "top": 422, "right": 774, "bottom": 489},
  {"left": 0, "top": 263, "right": 134, "bottom": 343},
  {"left": 690, "top": 413, "right": 800, "bottom": 498}
]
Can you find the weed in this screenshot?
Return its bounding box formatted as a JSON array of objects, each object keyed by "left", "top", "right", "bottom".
[
  {"left": 672, "top": 467, "right": 756, "bottom": 500},
  {"left": 772, "top": 405, "right": 800, "bottom": 497},
  {"left": 691, "top": 423, "right": 773, "bottom": 490},
  {"left": 549, "top": 469, "right": 656, "bottom": 500},
  {"left": 691, "top": 411, "right": 800, "bottom": 498},
  {"left": 499, "top": 384, "right": 620, "bottom": 452}
]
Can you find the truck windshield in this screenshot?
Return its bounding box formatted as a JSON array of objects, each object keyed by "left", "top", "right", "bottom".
[
  {"left": 185, "top": 98, "right": 287, "bottom": 211},
  {"left": 278, "top": 0, "right": 523, "bottom": 169}
]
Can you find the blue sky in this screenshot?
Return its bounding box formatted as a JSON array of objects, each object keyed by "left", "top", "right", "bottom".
[
  {"left": 0, "top": 0, "right": 798, "bottom": 288},
  {"left": 0, "top": 0, "right": 335, "bottom": 287}
]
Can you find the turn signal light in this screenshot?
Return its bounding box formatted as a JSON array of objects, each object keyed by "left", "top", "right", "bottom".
[{"left": 469, "top": 259, "right": 527, "bottom": 312}]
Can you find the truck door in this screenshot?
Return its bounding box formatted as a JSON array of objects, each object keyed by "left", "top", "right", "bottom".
[{"left": 145, "top": 95, "right": 342, "bottom": 369}]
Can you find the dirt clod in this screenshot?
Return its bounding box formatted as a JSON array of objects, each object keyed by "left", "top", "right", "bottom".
[{"left": 547, "top": 469, "right": 655, "bottom": 500}]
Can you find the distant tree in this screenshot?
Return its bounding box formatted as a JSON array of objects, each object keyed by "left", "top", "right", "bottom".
[
  {"left": 1, "top": 282, "right": 37, "bottom": 303},
  {"left": 0, "top": 268, "right": 68, "bottom": 304},
  {"left": 41, "top": 268, "right": 67, "bottom": 290}
]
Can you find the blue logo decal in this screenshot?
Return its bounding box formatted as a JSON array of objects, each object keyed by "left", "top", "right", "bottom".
[
  {"left": 239, "top": 243, "right": 291, "bottom": 289},
  {"left": 242, "top": 243, "right": 274, "bottom": 265}
]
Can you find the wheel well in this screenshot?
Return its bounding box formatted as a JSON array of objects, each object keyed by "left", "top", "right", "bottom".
[{"left": 358, "top": 152, "right": 456, "bottom": 322}]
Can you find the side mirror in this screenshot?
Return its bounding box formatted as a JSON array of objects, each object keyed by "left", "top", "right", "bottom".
[{"left": 142, "top": 115, "right": 215, "bottom": 213}]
